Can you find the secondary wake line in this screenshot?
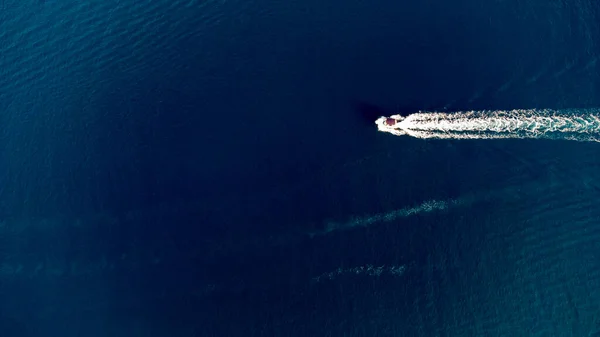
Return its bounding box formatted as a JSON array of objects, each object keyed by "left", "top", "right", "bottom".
[
  {"left": 375, "top": 109, "right": 600, "bottom": 142},
  {"left": 308, "top": 196, "right": 473, "bottom": 237}
]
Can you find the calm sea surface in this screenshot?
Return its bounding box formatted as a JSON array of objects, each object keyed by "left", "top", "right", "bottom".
[{"left": 1, "top": 0, "right": 600, "bottom": 335}]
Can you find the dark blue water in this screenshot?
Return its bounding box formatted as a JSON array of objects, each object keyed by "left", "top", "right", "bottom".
[{"left": 2, "top": 0, "right": 600, "bottom": 336}]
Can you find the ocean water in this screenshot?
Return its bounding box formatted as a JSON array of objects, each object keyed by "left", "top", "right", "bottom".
[{"left": 1, "top": 0, "right": 600, "bottom": 336}]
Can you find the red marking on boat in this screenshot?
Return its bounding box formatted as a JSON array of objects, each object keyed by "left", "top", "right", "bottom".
[{"left": 385, "top": 118, "right": 396, "bottom": 126}]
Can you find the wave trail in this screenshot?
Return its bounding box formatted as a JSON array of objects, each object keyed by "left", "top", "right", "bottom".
[
  {"left": 308, "top": 197, "right": 470, "bottom": 238},
  {"left": 375, "top": 109, "right": 600, "bottom": 142}
]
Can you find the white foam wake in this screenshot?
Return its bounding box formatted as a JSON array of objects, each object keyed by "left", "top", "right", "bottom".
[{"left": 376, "top": 109, "right": 600, "bottom": 142}]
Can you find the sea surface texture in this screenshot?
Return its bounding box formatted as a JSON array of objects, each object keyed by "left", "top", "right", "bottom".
[{"left": 1, "top": 0, "right": 600, "bottom": 336}]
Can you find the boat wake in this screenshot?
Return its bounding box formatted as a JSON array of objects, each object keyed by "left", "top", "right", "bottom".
[
  {"left": 309, "top": 197, "right": 472, "bottom": 237},
  {"left": 376, "top": 109, "right": 600, "bottom": 142}
]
